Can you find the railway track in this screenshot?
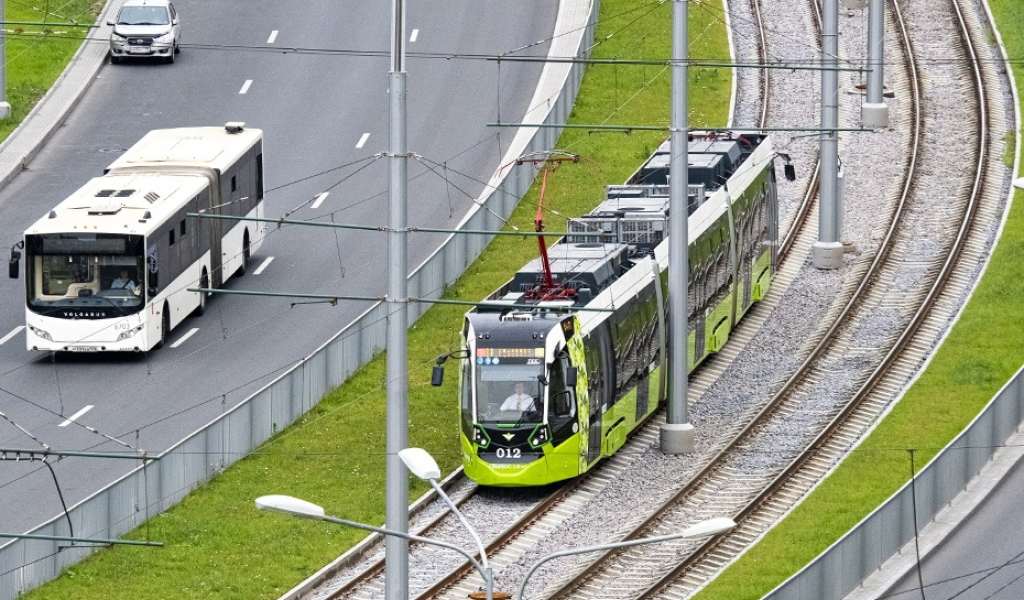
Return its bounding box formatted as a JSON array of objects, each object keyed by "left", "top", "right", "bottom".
[
  {"left": 539, "top": 0, "right": 1007, "bottom": 598},
  {"left": 293, "top": 0, "right": 1013, "bottom": 599}
]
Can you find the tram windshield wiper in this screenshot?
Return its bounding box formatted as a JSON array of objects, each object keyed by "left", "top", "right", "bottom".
[{"left": 514, "top": 399, "right": 541, "bottom": 427}]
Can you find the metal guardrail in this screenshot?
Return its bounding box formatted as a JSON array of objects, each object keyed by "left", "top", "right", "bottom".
[
  {"left": 761, "top": 364, "right": 1024, "bottom": 600},
  {"left": 0, "top": 1, "right": 600, "bottom": 597}
]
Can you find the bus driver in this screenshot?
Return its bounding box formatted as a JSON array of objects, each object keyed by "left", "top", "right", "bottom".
[{"left": 111, "top": 269, "right": 136, "bottom": 292}]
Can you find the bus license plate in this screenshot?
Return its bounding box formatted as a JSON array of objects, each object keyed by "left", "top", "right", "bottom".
[{"left": 69, "top": 346, "right": 98, "bottom": 352}]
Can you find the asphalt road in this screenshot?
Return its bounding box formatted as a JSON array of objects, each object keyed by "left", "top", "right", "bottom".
[
  {"left": 885, "top": 454, "right": 1024, "bottom": 600},
  {"left": 0, "top": 0, "right": 555, "bottom": 534}
]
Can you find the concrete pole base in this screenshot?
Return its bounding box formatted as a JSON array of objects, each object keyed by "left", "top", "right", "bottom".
[
  {"left": 862, "top": 102, "right": 889, "bottom": 129},
  {"left": 812, "top": 241, "right": 844, "bottom": 269},
  {"left": 0, "top": 102, "right": 11, "bottom": 120},
  {"left": 660, "top": 422, "right": 695, "bottom": 455}
]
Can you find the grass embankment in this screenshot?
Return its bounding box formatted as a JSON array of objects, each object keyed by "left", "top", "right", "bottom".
[
  {"left": 20, "top": 2, "right": 732, "bottom": 600},
  {"left": 0, "top": 1, "right": 102, "bottom": 141},
  {"left": 692, "top": 2, "right": 1024, "bottom": 599}
]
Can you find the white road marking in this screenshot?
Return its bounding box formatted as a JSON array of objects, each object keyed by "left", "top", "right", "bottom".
[
  {"left": 60, "top": 405, "right": 94, "bottom": 427},
  {"left": 356, "top": 133, "right": 370, "bottom": 149},
  {"left": 239, "top": 80, "right": 253, "bottom": 94},
  {"left": 170, "top": 327, "right": 199, "bottom": 348},
  {"left": 0, "top": 326, "right": 24, "bottom": 345},
  {"left": 267, "top": 30, "right": 278, "bottom": 44},
  {"left": 410, "top": 29, "right": 419, "bottom": 42},
  {"left": 311, "top": 193, "right": 329, "bottom": 209},
  {"left": 253, "top": 256, "right": 275, "bottom": 275}
]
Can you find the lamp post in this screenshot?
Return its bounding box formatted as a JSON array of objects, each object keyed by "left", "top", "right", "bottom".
[
  {"left": 516, "top": 517, "right": 736, "bottom": 600},
  {"left": 255, "top": 494, "right": 493, "bottom": 597},
  {"left": 257, "top": 447, "right": 496, "bottom": 600},
  {"left": 399, "top": 447, "right": 493, "bottom": 600}
]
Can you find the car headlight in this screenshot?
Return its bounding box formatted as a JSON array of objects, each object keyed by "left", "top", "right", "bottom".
[
  {"left": 29, "top": 326, "right": 52, "bottom": 341},
  {"left": 155, "top": 32, "right": 174, "bottom": 43},
  {"left": 117, "top": 325, "right": 144, "bottom": 341},
  {"left": 111, "top": 32, "right": 125, "bottom": 42}
]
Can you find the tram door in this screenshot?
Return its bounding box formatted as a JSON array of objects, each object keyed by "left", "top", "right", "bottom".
[{"left": 586, "top": 325, "right": 614, "bottom": 464}]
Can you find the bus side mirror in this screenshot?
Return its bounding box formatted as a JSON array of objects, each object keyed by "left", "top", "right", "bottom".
[
  {"left": 8, "top": 248, "right": 20, "bottom": 279},
  {"left": 567, "top": 366, "right": 578, "bottom": 387}
]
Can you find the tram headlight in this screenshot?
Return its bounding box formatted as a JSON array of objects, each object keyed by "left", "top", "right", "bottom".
[
  {"left": 117, "top": 324, "right": 144, "bottom": 341},
  {"left": 529, "top": 424, "right": 551, "bottom": 448},
  {"left": 472, "top": 425, "right": 490, "bottom": 448},
  {"left": 28, "top": 326, "right": 52, "bottom": 341}
]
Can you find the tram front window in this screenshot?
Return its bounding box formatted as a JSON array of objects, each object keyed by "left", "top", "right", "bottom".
[{"left": 477, "top": 364, "right": 544, "bottom": 424}]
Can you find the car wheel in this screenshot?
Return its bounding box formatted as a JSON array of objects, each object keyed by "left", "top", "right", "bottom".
[
  {"left": 166, "top": 52, "right": 174, "bottom": 64},
  {"left": 110, "top": 53, "right": 121, "bottom": 65},
  {"left": 174, "top": 41, "right": 180, "bottom": 55}
]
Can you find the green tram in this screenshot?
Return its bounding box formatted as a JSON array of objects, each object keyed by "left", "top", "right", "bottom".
[{"left": 442, "top": 132, "right": 780, "bottom": 486}]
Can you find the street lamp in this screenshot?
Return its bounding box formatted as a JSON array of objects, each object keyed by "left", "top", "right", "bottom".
[
  {"left": 255, "top": 494, "right": 493, "bottom": 598},
  {"left": 516, "top": 516, "right": 736, "bottom": 600},
  {"left": 399, "top": 447, "right": 493, "bottom": 600},
  {"left": 256, "top": 447, "right": 496, "bottom": 600}
]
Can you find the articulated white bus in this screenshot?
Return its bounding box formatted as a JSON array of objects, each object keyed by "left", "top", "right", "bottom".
[{"left": 9, "top": 123, "right": 267, "bottom": 352}]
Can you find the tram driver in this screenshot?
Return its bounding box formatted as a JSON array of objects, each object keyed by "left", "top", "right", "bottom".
[{"left": 500, "top": 382, "right": 535, "bottom": 412}]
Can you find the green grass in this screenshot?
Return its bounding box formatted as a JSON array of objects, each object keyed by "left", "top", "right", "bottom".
[
  {"left": 0, "top": 1, "right": 102, "bottom": 141},
  {"left": 18, "top": 2, "right": 734, "bottom": 600}
]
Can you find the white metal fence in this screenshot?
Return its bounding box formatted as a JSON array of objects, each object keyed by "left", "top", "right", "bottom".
[
  {"left": 761, "top": 364, "right": 1024, "bottom": 600},
  {"left": 0, "top": 1, "right": 599, "bottom": 597}
]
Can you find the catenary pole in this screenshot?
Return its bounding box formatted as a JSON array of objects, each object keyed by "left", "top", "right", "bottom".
[
  {"left": 812, "top": 0, "right": 842, "bottom": 269},
  {"left": 0, "top": 0, "right": 10, "bottom": 119},
  {"left": 662, "top": 0, "right": 695, "bottom": 454},
  {"left": 385, "top": 0, "right": 409, "bottom": 597},
  {"left": 862, "top": 0, "right": 889, "bottom": 127}
]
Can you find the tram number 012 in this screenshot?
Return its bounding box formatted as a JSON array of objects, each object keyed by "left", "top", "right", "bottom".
[{"left": 495, "top": 448, "right": 521, "bottom": 459}]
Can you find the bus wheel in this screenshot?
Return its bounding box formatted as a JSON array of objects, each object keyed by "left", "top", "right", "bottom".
[
  {"left": 194, "top": 269, "right": 209, "bottom": 316},
  {"left": 155, "top": 305, "right": 170, "bottom": 350},
  {"left": 236, "top": 231, "right": 250, "bottom": 277}
]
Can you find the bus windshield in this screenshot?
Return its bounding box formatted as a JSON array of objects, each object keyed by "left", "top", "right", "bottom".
[
  {"left": 475, "top": 364, "right": 545, "bottom": 425},
  {"left": 25, "top": 234, "right": 145, "bottom": 317}
]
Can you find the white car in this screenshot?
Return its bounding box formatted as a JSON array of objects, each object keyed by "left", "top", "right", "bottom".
[{"left": 108, "top": 0, "right": 181, "bottom": 64}]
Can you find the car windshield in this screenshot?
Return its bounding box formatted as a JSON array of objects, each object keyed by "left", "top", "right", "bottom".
[{"left": 117, "top": 6, "right": 170, "bottom": 25}]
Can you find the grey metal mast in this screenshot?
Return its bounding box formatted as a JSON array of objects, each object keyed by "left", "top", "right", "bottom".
[
  {"left": 812, "top": 0, "right": 843, "bottom": 269},
  {"left": 0, "top": 0, "right": 11, "bottom": 119},
  {"left": 862, "top": 0, "right": 889, "bottom": 128},
  {"left": 385, "top": 0, "right": 409, "bottom": 597},
  {"left": 662, "top": 0, "right": 695, "bottom": 455}
]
